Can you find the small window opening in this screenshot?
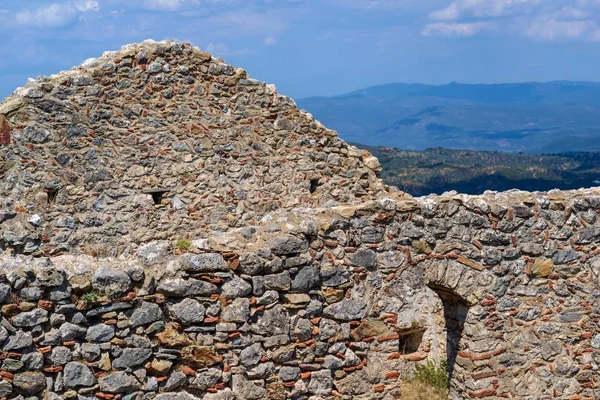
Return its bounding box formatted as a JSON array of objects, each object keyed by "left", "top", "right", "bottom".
[
  {"left": 143, "top": 189, "right": 171, "bottom": 206},
  {"left": 398, "top": 328, "right": 425, "bottom": 354},
  {"left": 309, "top": 179, "right": 319, "bottom": 194},
  {"left": 47, "top": 189, "right": 58, "bottom": 206},
  {"left": 151, "top": 191, "right": 165, "bottom": 205}
]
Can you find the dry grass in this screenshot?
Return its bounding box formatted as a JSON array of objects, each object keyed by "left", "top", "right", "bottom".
[{"left": 400, "top": 381, "right": 449, "bottom": 400}]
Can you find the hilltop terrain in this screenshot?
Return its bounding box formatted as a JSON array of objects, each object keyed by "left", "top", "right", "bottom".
[
  {"left": 358, "top": 145, "right": 600, "bottom": 196},
  {"left": 298, "top": 81, "right": 600, "bottom": 153}
]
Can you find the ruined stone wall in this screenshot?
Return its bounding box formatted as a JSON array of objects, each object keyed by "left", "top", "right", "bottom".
[
  {"left": 0, "top": 40, "right": 388, "bottom": 258},
  {"left": 0, "top": 189, "right": 597, "bottom": 399},
  {"left": 0, "top": 40, "right": 599, "bottom": 400}
]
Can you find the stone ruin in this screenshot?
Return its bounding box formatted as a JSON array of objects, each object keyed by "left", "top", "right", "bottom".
[{"left": 0, "top": 40, "right": 598, "bottom": 400}]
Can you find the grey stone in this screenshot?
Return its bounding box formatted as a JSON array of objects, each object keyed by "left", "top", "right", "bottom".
[
  {"left": 19, "top": 287, "right": 42, "bottom": 301},
  {"left": 169, "top": 298, "right": 205, "bottom": 325},
  {"left": 180, "top": 253, "right": 228, "bottom": 272},
  {"left": 12, "top": 308, "right": 48, "bottom": 327},
  {"left": 48, "top": 346, "right": 72, "bottom": 365},
  {"left": 291, "top": 266, "right": 320, "bottom": 291},
  {"left": 59, "top": 322, "right": 87, "bottom": 340},
  {"left": 553, "top": 250, "right": 579, "bottom": 265},
  {"left": 221, "top": 298, "right": 250, "bottom": 323},
  {"left": 4, "top": 330, "right": 33, "bottom": 350},
  {"left": 112, "top": 348, "right": 153, "bottom": 369},
  {"left": 321, "top": 265, "right": 351, "bottom": 287},
  {"left": 129, "top": 301, "right": 162, "bottom": 327},
  {"left": 23, "top": 125, "right": 51, "bottom": 143},
  {"left": 136, "top": 241, "right": 172, "bottom": 266},
  {"left": 279, "top": 366, "right": 301, "bottom": 381},
  {"left": 147, "top": 61, "right": 164, "bottom": 74},
  {"left": 86, "top": 323, "right": 115, "bottom": 342},
  {"left": 349, "top": 249, "right": 377, "bottom": 268},
  {"left": 0, "top": 380, "right": 11, "bottom": 397},
  {"left": 251, "top": 304, "right": 289, "bottom": 335},
  {"left": 323, "top": 355, "right": 343, "bottom": 369},
  {"left": 246, "top": 362, "right": 274, "bottom": 380},
  {"left": 252, "top": 276, "right": 265, "bottom": 296},
  {"left": 13, "top": 371, "right": 46, "bottom": 394},
  {"left": 323, "top": 299, "right": 368, "bottom": 321},
  {"left": 81, "top": 343, "right": 101, "bottom": 361},
  {"left": 92, "top": 267, "right": 132, "bottom": 296},
  {"left": 266, "top": 234, "right": 306, "bottom": 255},
  {"left": 290, "top": 316, "right": 312, "bottom": 341},
  {"left": 99, "top": 372, "right": 141, "bottom": 393},
  {"left": 308, "top": 369, "right": 333, "bottom": 395},
  {"left": 157, "top": 278, "right": 217, "bottom": 297},
  {"left": 221, "top": 278, "right": 252, "bottom": 298},
  {"left": 0, "top": 284, "right": 11, "bottom": 304},
  {"left": 239, "top": 343, "right": 262, "bottom": 367},
  {"left": 591, "top": 334, "right": 600, "bottom": 349},
  {"left": 63, "top": 362, "right": 96, "bottom": 388},
  {"left": 0, "top": 326, "right": 8, "bottom": 343},
  {"left": 256, "top": 290, "right": 278, "bottom": 305},
  {"left": 163, "top": 371, "right": 187, "bottom": 391},
  {"left": 22, "top": 351, "right": 44, "bottom": 370},
  {"left": 232, "top": 376, "right": 267, "bottom": 400},
  {"left": 34, "top": 267, "right": 65, "bottom": 287},
  {"left": 264, "top": 271, "right": 291, "bottom": 291},
  {"left": 319, "top": 318, "right": 341, "bottom": 340}
]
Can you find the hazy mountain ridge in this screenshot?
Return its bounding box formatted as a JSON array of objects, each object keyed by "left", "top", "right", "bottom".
[{"left": 297, "top": 81, "right": 600, "bottom": 153}]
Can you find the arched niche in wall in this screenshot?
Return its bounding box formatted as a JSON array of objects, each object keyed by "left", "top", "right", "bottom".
[{"left": 421, "top": 257, "right": 495, "bottom": 396}]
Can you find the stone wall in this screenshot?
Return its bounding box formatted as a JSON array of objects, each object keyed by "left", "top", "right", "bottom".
[
  {"left": 0, "top": 40, "right": 599, "bottom": 399},
  {"left": 0, "top": 40, "right": 388, "bottom": 258},
  {"left": 0, "top": 188, "right": 597, "bottom": 399}
]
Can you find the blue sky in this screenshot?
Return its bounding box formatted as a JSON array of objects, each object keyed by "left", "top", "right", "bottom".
[{"left": 1, "top": 0, "right": 599, "bottom": 98}]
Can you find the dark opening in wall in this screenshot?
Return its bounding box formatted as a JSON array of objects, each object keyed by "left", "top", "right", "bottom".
[
  {"left": 428, "top": 284, "right": 470, "bottom": 386},
  {"left": 310, "top": 179, "right": 319, "bottom": 194},
  {"left": 398, "top": 328, "right": 425, "bottom": 354},
  {"left": 47, "top": 189, "right": 58, "bottom": 205},
  {"left": 143, "top": 189, "right": 171, "bottom": 206}
]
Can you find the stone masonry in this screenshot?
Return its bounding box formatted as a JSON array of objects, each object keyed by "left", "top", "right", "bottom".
[{"left": 0, "top": 41, "right": 598, "bottom": 399}]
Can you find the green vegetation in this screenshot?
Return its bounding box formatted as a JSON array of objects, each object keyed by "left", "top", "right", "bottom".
[
  {"left": 357, "top": 145, "right": 600, "bottom": 196},
  {"left": 175, "top": 238, "right": 192, "bottom": 252},
  {"left": 413, "top": 360, "right": 449, "bottom": 390},
  {"left": 80, "top": 289, "right": 105, "bottom": 306}
]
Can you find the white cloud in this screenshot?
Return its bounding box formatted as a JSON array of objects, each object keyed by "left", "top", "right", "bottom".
[
  {"left": 430, "top": 2, "right": 459, "bottom": 21},
  {"left": 264, "top": 36, "right": 277, "bottom": 45},
  {"left": 430, "top": 0, "right": 541, "bottom": 21},
  {"left": 14, "top": 1, "right": 99, "bottom": 27},
  {"left": 425, "top": 0, "right": 600, "bottom": 41},
  {"left": 422, "top": 21, "right": 488, "bottom": 37},
  {"left": 526, "top": 18, "right": 595, "bottom": 40},
  {"left": 144, "top": 0, "right": 185, "bottom": 10},
  {"left": 16, "top": 4, "right": 78, "bottom": 27},
  {"left": 74, "top": 0, "right": 100, "bottom": 12},
  {"left": 142, "top": 0, "right": 209, "bottom": 11}
]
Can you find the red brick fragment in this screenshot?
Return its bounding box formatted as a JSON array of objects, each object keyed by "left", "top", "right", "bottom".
[
  {"left": 468, "top": 389, "right": 497, "bottom": 398},
  {"left": 384, "top": 371, "right": 400, "bottom": 380}
]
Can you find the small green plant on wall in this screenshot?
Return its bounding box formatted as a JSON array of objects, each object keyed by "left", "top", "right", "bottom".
[
  {"left": 174, "top": 238, "right": 192, "bottom": 252},
  {"left": 413, "top": 359, "right": 449, "bottom": 389}
]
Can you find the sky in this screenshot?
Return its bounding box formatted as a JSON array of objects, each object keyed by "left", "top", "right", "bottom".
[{"left": 0, "top": 0, "right": 599, "bottom": 99}]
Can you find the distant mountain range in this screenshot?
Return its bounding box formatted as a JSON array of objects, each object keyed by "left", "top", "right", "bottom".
[{"left": 297, "top": 81, "right": 600, "bottom": 153}]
